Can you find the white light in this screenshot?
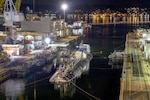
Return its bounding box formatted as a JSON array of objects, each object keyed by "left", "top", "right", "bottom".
[
  {"left": 143, "top": 33, "right": 147, "bottom": 37},
  {"left": 10, "top": 50, "right": 14, "bottom": 54},
  {"left": 147, "top": 38, "right": 150, "bottom": 41},
  {"left": 31, "top": 44, "right": 35, "bottom": 49},
  {"left": 61, "top": 4, "right": 68, "bottom": 10},
  {"left": 45, "top": 38, "right": 50, "bottom": 44},
  {"left": 61, "top": 3, "right": 68, "bottom": 22}
]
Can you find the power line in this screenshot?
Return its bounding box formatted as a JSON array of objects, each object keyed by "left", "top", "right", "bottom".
[
  {"left": 70, "top": 81, "right": 101, "bottom": 100},
  {"left": 114, "top": 44, "right": 125, "bottom": 50},
  {"left": 26, "top": 75, "right": 101, "bottom": 100},
  {"left": 26, "top": 76, "right": 50, "bottom": 86},
  {"left": 91, "top": 67, "right": 122, "bottom": 70}
]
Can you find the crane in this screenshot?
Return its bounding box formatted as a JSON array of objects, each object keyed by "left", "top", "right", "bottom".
[
  {"left": 0, "top": 0, "right": 5, "bottom": 14},
  {"left": 0, "top": 0, "right": 22, "bottom": 14},
  {"left": 15, "top": 0, "right": 22, "bottom": 12},
  {"left": 3, "top": 0, "right": 24, "bottom": 24}
]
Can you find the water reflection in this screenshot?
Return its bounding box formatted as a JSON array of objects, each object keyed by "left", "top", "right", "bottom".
[
  {"left": 0, "top": 79, "right": 25, "bottom": 100},
  {"left": 54, "top": 81, "right": 76, "bottom": 99}
]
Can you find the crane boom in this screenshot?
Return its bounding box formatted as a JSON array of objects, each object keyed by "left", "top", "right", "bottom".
[
  {"left": 0, "top": 0, "right": 5, "bottom": 14},
  {"left": 15, "top": 0, "right": 22, "bottom": 12},
  {"left": 0, "top": 0, "right": 21, "bottom": 14}
]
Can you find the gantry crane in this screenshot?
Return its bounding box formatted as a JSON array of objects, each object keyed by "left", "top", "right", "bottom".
[
  {"left": 3, "top": 0, "right": 24, "bottom": 23},
  {"left": 0, "top": 0, "right": 22, "bottom": 14}
]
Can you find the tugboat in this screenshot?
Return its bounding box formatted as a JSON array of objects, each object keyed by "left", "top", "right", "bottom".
[{"left": 49, "top": 43, "right": 93, "bottom": 84}]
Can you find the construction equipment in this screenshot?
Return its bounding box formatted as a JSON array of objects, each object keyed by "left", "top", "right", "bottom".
[
  {"left": 3, "top": 0, "right": 24, "bottom": 24},
  {"left": 0, "top": 0, "right": 22, "bottom": 14},
  {"left": 0, "top": 0, "right": 5, "bottom": 14},
  {"left": 15, "top": 0, "right": 22, "bottom": 12}
]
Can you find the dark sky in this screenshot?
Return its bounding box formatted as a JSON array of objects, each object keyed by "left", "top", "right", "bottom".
[{"left": 20, "top": 0, "right": 150, "bottom": 12}]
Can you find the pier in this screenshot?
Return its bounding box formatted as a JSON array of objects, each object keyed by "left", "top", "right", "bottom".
[{"left": 119, "top": 32, "right": 150, "bottom": 100}]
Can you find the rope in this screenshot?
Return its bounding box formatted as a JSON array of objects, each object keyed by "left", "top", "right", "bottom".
[
  {"left": 24, "top": 68, "right": 103, "bottom": 100},
  {"left": 91, "top": 67, "right": 122, "bottom": 70},
  {"left": 70, "top": 81, "right": 101, "bottom": 100},
  {"left": 26, "top": 76, "right": 50, "bottom": 86},
  {"left": 26, "top": 75, "right": 101, "bottom": 100},
  {"left": 114, "top": 44, "right": 125, "bottom": 50}
]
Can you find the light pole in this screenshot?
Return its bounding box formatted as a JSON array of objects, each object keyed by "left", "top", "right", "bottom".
[
  {"left": 33, "top": 0, "right": 35, "bottom": 12},
  {"left": 61, "top": 3, "right": 68, "bottom": 22}
]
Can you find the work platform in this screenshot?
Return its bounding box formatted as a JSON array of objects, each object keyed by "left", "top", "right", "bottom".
[{"left": 119, "top": 32, "right": 150, "bottom": 100}]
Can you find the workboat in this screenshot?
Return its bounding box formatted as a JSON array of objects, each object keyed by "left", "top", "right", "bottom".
[
  {"left": 49, "top": 43, "right": 93, "bottom": 84},
  {"left": 108, "top": 50, "right": 125, "bottom": 65}
]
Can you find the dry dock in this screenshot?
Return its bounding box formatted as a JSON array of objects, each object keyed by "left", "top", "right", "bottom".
[{"left": 119, "top": 32, "right": 150, "bottom": 100}]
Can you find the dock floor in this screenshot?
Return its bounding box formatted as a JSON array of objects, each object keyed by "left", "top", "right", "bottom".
[{"left": 119, "top": 33, "right": 150, "bottom": 100}]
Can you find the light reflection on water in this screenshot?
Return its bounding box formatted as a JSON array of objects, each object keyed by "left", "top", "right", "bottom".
[
  {"left": 0, "top": 23, "right": 150, "bottom": 100},
  {"left": 0, "top": 79, "right": 25, "bottom": 100},
  {"left": 54, "top": 82, "right": 76, "bottom": 98}
]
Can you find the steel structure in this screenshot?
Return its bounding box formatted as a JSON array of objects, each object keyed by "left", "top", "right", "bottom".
[
  {"left": 15, "top": 0, "right": 21, "bottom": 12},
  {"left": 0, "top": 0, "right": 5, "bottom": 14},
  {"left": 0, "top": 0, "right": 21, "bottom": 14},
  {"left": 3, "top": 0, "right": 24, "bottom": 24}
]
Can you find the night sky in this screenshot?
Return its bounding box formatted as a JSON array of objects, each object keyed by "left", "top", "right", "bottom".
[{"left": 20, "top": 0, "right": 150, "bottom": 12}]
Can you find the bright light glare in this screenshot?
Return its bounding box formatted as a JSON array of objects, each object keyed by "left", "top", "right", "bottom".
[
  {"left": 31, "top": 44, "right": 35, "bottom": 49},
  {"left": 143, "top": 33, "right": 147, "bottom": 37},
  {"left": 61, "top": 4, "right": 68, "bottom": 10},
  {"left": 147, "top": 38, "right": 150, "bottom": 41},
  {"left": 45, "top": 38, "right": 50, "bottom": 44},
  {"left": 10, "top": 50, "right": 14, "bottom": 53}
]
